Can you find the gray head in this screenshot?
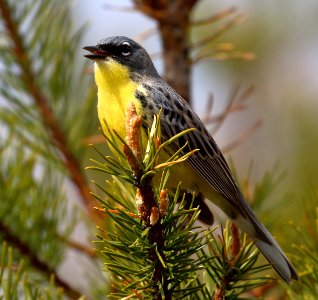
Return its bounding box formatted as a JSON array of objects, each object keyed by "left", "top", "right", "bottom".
[{"left": 84, "top": 36, "right": 159, "bottom": 78}]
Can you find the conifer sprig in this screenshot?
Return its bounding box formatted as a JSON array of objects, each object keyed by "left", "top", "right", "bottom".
[
  {"left": 0, "top": 0, "right": 96, "bottom": 212},
  {"left": 0, "top": 242, "right": 72, "bottom": 300},
  {"left": 199, "top": 222, "right": 272, "bottom": 299}
]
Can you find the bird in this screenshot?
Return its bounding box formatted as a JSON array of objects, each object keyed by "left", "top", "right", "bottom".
[{"left": 84, "top": 36, "right": 298, "bottom": 284}]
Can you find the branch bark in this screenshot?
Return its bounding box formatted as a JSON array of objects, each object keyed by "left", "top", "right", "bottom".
[
  {"left": 124, "top": 102, "right": 169, "bottom": 300},
  {"left": 134, "top": 0, "right": 199, "bottom": 103}
]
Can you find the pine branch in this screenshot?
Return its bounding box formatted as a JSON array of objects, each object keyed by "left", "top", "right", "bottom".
[
  {"left": 0, "top": 137, "right": 85, "bottom": 298},
  {"left": 68, "top": 240, "right": 97, "bottom": 259},
  {"left": 0, "top": 242, "right": 73, "bottom": 299},
  {"left": 199, "top": 222, "right": 273, "bottom": 299},
  {"left": 0, "top": 0, "right": 93, "bottom": 215},
  {"left": 123, "top": 103, "right": 168, "bottom": 299},
  {"left": 0, "top": 221, "right": 82, "bottom": 299}
]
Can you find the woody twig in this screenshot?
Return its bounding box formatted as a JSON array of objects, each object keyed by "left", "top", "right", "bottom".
[{"left": 124, "top": 102, "right": 170, "bottom": 300}]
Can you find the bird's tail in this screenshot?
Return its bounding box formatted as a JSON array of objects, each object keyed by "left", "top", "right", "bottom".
[
  {"left": 236, "top": 209, "right": 298, "bottom": 284},
  {"left": 253, "top": 231, "right": 298, "bottom": 284}
]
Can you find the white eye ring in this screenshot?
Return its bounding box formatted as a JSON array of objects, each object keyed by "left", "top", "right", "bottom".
[{"left": 121, "top": 42, "right": 131, "bottom": 56}]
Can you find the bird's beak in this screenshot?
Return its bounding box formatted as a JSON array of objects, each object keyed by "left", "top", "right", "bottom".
[{"left": 83, "top": 45, "right": 109, "bottom": 60}]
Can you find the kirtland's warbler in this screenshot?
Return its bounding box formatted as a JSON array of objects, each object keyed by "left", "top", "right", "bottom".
[{"left": 84, "top": 36, "right": 298, "bottom": 283}]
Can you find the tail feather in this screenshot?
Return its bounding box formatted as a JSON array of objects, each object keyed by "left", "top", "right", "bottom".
[
  {"left": 236, "top": 208, "right": 298, "bottom": 283},
  {"left": 254, "top": 238, "right": 298, "bottom": 283}
]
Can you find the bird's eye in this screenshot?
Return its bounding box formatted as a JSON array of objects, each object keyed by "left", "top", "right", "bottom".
[{"left": 121, "top": 42, "right": 131, "bottom": 56}]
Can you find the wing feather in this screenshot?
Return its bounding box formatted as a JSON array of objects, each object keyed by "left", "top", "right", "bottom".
[
  {"left": 145, "top": 80, "right": 244, "bottom": 214},
  {"left": 140, "top": 79, "right": 298, "bottom": 283}
]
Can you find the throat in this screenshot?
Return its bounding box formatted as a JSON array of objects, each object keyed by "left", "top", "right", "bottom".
[{"left": 94, "top": 60, "right": 134, "bottom": 92}]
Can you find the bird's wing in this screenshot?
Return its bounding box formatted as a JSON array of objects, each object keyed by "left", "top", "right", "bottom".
[
  {"left": 143, "top": 81, "right": 299, "bottom": 283},
  {"left": 146, "top": 81, "right": 245, "bottom": 215}
]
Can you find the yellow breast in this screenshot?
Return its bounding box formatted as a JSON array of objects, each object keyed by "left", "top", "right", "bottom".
[{"left": 94, "top": 58, "right": 142, "bottom": 140}]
